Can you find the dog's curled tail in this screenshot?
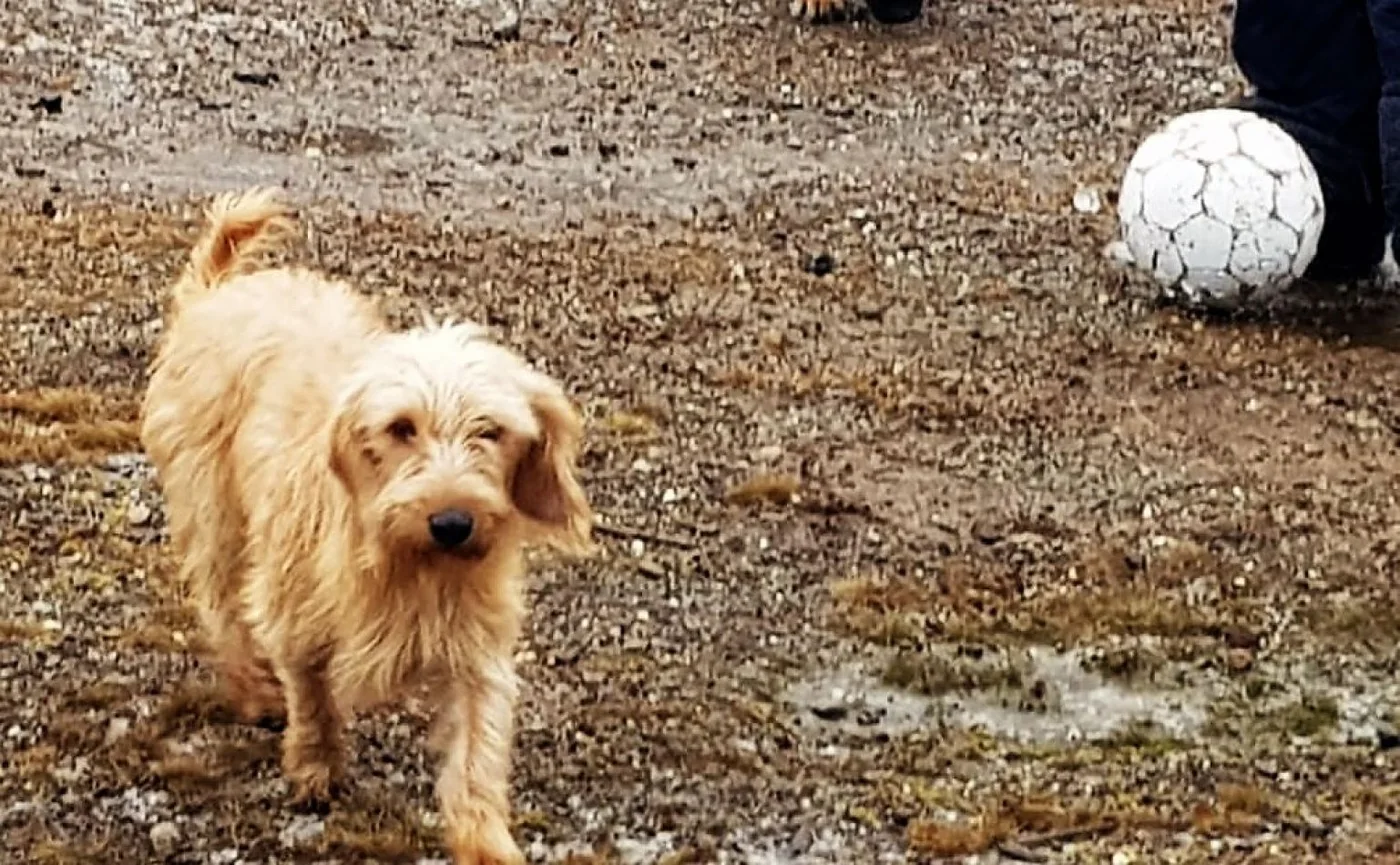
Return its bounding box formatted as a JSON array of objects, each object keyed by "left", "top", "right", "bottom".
[{"left": 173, "top": 187, "right": 294, "bottom": 309}]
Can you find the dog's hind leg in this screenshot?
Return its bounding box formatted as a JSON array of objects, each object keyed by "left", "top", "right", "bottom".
[
  {"left": 213, "top": 624, "right": 286, "bottom": 728},
  {"left": 272, "top": 648, "right": 346, "bottom": 807},
  {"left": 168, "top": 461, "right": 285, "bottom": 725},
  {"left": 189, "top": 552, "right": 287, "bottom": 725}
]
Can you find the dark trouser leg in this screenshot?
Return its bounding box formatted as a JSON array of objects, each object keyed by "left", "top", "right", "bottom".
[
  {"left": 1232, "top": 0, "right": 1385, "bottom": 282},
  {"left": 1368, "top": 1, "right": 1400, "bottom": 267}
]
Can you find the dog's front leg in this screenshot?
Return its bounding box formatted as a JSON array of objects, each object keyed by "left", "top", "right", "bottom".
[
  {"left": 276, "top": 650, "right": 345, "bottom": 806},
  {"left": 437, "top": 655, "right": 524, "bottom": 865}
]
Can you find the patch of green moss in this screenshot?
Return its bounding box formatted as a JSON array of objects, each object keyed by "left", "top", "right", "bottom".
[
  {"left": 1264, "top": 694, "right": 1340, "bottom": 738},
  {"left": 881, "top": 648, "right": 1025, "bottom": 698}
]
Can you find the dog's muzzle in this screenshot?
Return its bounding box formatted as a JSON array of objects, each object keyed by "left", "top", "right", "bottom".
[{"left": 428, "top": 509, "right": 475, "bottom": 549}]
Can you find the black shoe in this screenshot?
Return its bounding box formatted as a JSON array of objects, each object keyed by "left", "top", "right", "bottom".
[{"left": 867, "top": 0, "right": 922, "bottom": 23}]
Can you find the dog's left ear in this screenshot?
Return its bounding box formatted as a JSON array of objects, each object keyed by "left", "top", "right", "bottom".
[{"left": 511, "top": 372, "right": 594, "bottom": 554}]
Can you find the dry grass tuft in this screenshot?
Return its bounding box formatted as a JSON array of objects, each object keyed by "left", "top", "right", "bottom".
[
  {"left": 120, "top": 603, "right": 197, "bottom": 653},
  {"left": 151, "top": 753, "right": 227, "bottom": 791},
  {"left": 0, "top": 419, "right": 141, "bottom": 464},
  {"left": 214, "top": 737, "right": 280, "bottom": 771},
  {"left": 0, "top": 387, "right": 141, "bottom": 464},
  {"left": 0, "top": 619, "right": 48, "bottom": 643},
  {"left": 725, "top": 473, "right": 801, "bottom": 507},
  {"left": 827, "top": 573, "right": 932, "bottom": 646},
  {"left": 29, "top": 839, "right": 110, "bottom": 865},
  {"left": 67, "top": 681, "right": 134, "bottom": 710},
  {"left": 1080, "top": 643, "right": 1167, "bottom": 684},
  {"left": 120, "top": 623, "right": 187, "bottom": 653},
  {"left": 828, "top": 542, "right": 1261, "bottom": 653},
  {"left": 881, "top": 647, "right": 1026, "bottom": 698},
  {"left": 604, "top": 410, "right": 660, "bottom": 438},
  {"left": 906, "top": 809, "right": 1012, "bottom": 857},
  {"left": 1308, "top": 593, "right": 1400, "bottom": 648},
  {"left": 8, "top": 744, "right": 60, "bottom": 782},
  {"left": 0, "top": 204, "right": 191, "bottom": 311},
  {"left": 149, "top": 679, "right": 241, "bottom": 736},
  {"left": 0, "top": 388, "right": 103, "bottom": 422},
  {"left": 312, "top": 789, "right": 440, "bottom": 862},
  {"left": 1260, "top": 693, "right": 1341, "bottom": 739},
  {"left": 558, "top": 853, "right": 618, "bottom": 865},
  {"left": 905, "top": 787, "right": 1272, "bottom": 859}
]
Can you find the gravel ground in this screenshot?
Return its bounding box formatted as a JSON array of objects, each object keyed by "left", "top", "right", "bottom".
[{"left": 5, "top": 1, "right": 1400, "bottom": 863}]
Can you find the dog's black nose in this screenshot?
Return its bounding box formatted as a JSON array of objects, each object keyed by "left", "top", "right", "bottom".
[
  {"left": 867, "top": 0, "right": 923, "bottom": 23},
  {"left": 428, "top": 510, "right": 474, "bottom": 549}
]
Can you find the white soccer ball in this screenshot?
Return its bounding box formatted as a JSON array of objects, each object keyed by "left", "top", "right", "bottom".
[{"left": 1116, "top": 108, "right": 1325, "bottom": 308}]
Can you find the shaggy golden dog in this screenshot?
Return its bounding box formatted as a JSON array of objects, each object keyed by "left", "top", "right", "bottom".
[{"left": 139, "top": 188, "right": 592, "bottom": 865}]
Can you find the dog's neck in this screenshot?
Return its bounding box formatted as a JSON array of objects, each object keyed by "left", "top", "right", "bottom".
[{"left": 321, "top": 495, "right": 525, "bottom": 710}]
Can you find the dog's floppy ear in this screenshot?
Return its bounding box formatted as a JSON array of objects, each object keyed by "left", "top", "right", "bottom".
[
  {"left": 327, "top": 385, "right": 366, "bottom": 490},
  {"left": 511, "top": 372, "right": 594, "bottom": 554}
]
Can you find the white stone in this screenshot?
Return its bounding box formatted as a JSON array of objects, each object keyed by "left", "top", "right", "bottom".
[{"left": 1073, "top": 186, "right": 1102, "bottom": 214}]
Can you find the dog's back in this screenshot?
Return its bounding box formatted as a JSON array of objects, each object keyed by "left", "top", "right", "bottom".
[
  {"left": 142, "top": 188, "right": 382, "bottom": 470},
  {"left": 140, "top": 189, "right": 384, "bottom": 624}
]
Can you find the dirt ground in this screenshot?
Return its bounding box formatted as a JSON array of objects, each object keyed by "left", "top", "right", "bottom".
[{"left": 5, "top": 0, "right": 1400, "bottom": 863}]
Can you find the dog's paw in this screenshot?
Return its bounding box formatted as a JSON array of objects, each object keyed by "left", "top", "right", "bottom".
[
  {"left": 284, "top": 758, "right": 346, "bottom": 811},
  {"left": 790, "top": 0, "right": 855, "bottom": 23},
  {"left": 219, "top": 660, "right": 287, "bottom": 727},
  {"left": 289, "top": 775, "right": 352, "bottom": 814},
  {"left": 446, "top": 810, "right": 525, "bottom": 865}
]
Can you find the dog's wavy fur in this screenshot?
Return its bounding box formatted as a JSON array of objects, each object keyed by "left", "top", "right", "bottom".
[{"left": 140, "top": 188, "right": 592, "bottom": 865}]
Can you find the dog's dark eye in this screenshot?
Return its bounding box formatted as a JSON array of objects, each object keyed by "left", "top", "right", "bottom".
[
  {"left": 387, "top": 418, "right": 417, "bottom": 441},
  {"left": 478, "top": 425, "right": 502, "bottom": 442}
]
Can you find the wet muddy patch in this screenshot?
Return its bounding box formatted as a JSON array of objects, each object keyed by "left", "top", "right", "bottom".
[
  {"left": 236, "top": 122, "right": 397, "bottom": 158},
  {"left": 785, "top": 641, "right": 1400, "bottom": 755},
  {"left": 785, "top": 642, "right": 1214, "bottom": 746}
]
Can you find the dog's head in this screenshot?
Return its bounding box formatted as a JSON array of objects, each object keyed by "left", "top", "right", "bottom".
[{"left": 328, "top": 322, "right": 593, "bottom": 569}]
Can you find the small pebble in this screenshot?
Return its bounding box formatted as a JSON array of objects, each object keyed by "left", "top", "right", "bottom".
[
  {"left": 279, "top": 814, "right": 325, "bottom": 848},
  {"left": 491, "top": 6, "right": 520, "bottom": 40},
  {"left": 127, "top": 502, "right": 151, "bottom": 526},
  {"left": 1072, "top": 186, "right": 1102, "bottom": 214},
  {"left": 104, "top": 716, "right": 130, "bottom": 744},
  {"left": 150, "top": 821, "right": 181, "bottom": 855}
]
